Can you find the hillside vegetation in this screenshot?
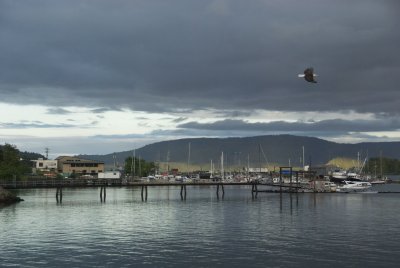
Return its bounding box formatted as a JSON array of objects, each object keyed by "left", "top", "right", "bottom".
[
  {"left": 80, "top": 135, "right": 400, "bottom": 167},
  {"left": 327, "top": 158, "right": 360, "bottom": 170}
]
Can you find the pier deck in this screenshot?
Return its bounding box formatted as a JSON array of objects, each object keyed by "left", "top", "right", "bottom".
[{"left": 0, "top": 178, "right": 300, "bottom": 189}]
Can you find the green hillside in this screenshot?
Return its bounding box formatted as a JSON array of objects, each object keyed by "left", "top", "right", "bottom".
[{"left": 79, "top": 135, "right": 400, "bottom": 168}]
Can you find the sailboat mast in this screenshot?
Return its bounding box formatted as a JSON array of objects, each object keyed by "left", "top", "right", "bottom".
[
  {"left": 138, "top": 155, "right": 141, "bottom": 177},
  {"left": 259, "top": 144, "right": 261, "bottom": 173},
  {"left": 131, "top": 150, "right": 134, "bottom": 176},
  {"left": 167, "top": 150, "right": 170, "bottom": 174},
  {"left": 221, "top": 152, "right": 224, "bottom": 180},
  {"left": 187, "top": 142, "right": 191, "bottom": 175},
  {"left": 133, "top": 149, "right": 136, "bottom": 177},
  {"left": 247, "top": 154, "right": 250, "bottom": 179},
  {"left": 380, "top": 150, "right": 383, "bottom": 178},
  {"left": 210, "top": 159, "right": 213, "bottom": 177}
]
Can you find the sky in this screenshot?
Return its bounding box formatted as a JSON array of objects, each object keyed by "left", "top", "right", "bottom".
[{"left": 1, "top": 0, "right": 399, "bottom": 158}]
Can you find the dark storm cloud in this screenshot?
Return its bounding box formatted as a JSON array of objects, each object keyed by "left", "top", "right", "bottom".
[
  {"left": 177, "top": 118, "right": 400, "bottom": 132},
  {"left": 171, "top": 117, "right": 188, "bottom": 123},
  {"left": 90, "top": 108, "right": 122, "bottom": 114},
  {"left": 0, "top": 0, "right": 399, "bottom": 114},
  {"left": 46, "top": 108, "right": 72, "bottom": 115}
]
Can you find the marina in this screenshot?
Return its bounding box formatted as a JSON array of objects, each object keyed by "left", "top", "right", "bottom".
[{"left": 1, "top": 175, "right": 399, "bottom": 204}]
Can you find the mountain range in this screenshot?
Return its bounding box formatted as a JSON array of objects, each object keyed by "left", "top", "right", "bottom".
[{"left": 78, "top": 135, "right": 400, "bottom": 168}]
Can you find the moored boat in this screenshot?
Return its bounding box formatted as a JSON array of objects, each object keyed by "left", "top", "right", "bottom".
[
  {"left": 330, "top": 169, "right": 348, "bottom": 183},
  {"left": 336, "top": 180, "right": 372, "bottom": 193}
]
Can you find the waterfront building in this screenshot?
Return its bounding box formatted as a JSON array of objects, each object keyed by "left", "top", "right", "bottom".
[
  {"left": 33, "top": 158, "right": 58, "bottom": 171},
  {"left": 56, "top": 156, "right": 104, "bottom": 177},
  {"left": 32, "top": 158, "right": 58, "bottom": 178}
]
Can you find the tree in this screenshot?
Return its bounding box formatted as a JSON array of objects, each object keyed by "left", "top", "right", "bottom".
[
  {"left": 0, "top": 143, "right": 31, "bottom": 179},
  {"left": 366, "top": 157, "right": 400, "bottom": 176},
  {"left": 124, "top": 156, "right": 155, "bottom": 177}
]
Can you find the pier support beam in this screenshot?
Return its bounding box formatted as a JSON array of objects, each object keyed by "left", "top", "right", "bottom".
[
  {"left": 100, "top": 185, "right": 106, "bottom": 202},
  {"left": 56, "top": 187, "right": 63, "bottom": 203},
  {"left": 216, "top": 184, "right": 225, "bottom": 199},
  {"left": 180, "top": 185, "right": 187, "bottom": 200},
  {"left": 251, "top": 182, "right": 258, "bottom": 198},
  {"left": 141, "top": 185, "right": 148, "bottom": 201}
]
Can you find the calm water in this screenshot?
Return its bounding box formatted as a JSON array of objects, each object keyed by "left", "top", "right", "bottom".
[{"left": 1, "top": 185, "right": 400, "bottom": 268}]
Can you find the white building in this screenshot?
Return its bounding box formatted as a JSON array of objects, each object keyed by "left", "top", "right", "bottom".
[
  {"left": 98, "top": 171, "right": 121, "bottom": 179},
  {"left": 246, "top": 167, "right": 269, "bottom": 173},
  {"left": 33, "top": 158, "right": 58, "bottom": 171}
]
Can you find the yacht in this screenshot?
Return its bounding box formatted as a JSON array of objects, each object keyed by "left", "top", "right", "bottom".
[
  {"left": 336, "top": 180, "right": 372, "bottom": 193},
  {"left": 330, "top": 169, "right": 348, "bottom": 183}
]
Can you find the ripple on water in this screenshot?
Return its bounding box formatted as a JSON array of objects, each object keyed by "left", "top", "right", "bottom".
[{"left": 1, "top": 187, "right": 400, "bottom": 267}]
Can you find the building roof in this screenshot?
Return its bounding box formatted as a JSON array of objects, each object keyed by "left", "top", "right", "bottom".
[{"left": 55, "top": 156, "right": 104, "bottom": 164}]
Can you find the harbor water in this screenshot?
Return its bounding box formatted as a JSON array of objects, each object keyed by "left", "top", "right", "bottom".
[{"left": 1, "top": 185, "right": 400, "bottom": 267}]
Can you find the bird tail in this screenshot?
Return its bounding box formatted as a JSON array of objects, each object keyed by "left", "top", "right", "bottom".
[{"left": 298, "top": 74, "right": 305, "bottom": 78}]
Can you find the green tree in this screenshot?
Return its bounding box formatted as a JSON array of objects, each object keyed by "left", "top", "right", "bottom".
[
  {"left": 124, "top": 156, "right": 155, "bottom": 177},
  {"left": 0, "top": 143, "right": 30, "bottom": 179},
  {"left": 366, "top": 157, "right": 400, "bottom": 176}
]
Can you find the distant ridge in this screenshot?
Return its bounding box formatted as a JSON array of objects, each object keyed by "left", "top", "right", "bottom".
[{"left": 77, "top": 135, "right": 400, "bottom": 167}]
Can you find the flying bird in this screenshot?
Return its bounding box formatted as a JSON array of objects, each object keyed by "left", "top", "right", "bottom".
[{"left": 298, "top": 67, "right": 317, "bottom": 83}]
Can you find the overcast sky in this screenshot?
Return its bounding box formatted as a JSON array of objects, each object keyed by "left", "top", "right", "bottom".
[{"left": 1, "top": 0, "right": 399, "bottom": 158}]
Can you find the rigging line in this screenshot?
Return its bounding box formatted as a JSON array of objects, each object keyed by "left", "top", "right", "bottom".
[{"left": 259, "top": 145, "right": 270, "bottom": 167}]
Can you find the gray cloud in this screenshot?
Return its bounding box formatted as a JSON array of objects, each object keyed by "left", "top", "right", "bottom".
[
  {"left": 90, "top": 107, "right": 121, "bottom": 114},
  {"left": 0, "top": 122, "right": 76, "bottom": 129},
  {"left": 47, "top": 107, "right": 72, "bottom": 115},
  {"left": 171, "top": 117, "right": 188, "bottom": 123},
  {"left": 0, "top": 0, "right": 398, "bottom": 115},
  {"left": 177, "top": 118, "right": 400, "bottom": 132}
]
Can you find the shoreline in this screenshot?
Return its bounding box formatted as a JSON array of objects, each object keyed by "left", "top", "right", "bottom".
[{"left": 0, "top": 186, "right": 24, "bottom": 205}]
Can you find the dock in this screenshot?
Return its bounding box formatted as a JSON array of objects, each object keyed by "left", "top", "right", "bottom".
[{"left": 1, "top": 178, "right": 398, "bottom": 203}]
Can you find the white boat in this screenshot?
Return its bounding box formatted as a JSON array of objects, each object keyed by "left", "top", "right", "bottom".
[
  {"left": 370, "top": 180, "right": 386, "bottom": 185},
  {"left": 346, "top": 172, "right": 361, "bottom": 181},
  {"left": 336, "top": 180, "right": 372, "bottom": 193},
  {"left": 325, "top": 182, "right": 337, "bottom": 192},
  {"left": 331, "top": 170, "right": 348, "bottom": 181}
]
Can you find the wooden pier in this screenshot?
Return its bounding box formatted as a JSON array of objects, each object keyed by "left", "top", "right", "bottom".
[
  {"left": 0, "top": 178, "right": 304, "bottom": 203},
  {"left": 2, "top": 178, "right": 396, "bottom": 203}
]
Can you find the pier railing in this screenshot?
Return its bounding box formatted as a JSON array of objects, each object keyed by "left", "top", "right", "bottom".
[
  {"left": 0, "top": 178, "right": 304, "bottom": 189},
  {"left": 0, "top": 178, "right": 253, "bottom": 189}
]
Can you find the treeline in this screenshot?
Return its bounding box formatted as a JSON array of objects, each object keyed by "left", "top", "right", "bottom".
[
  {"left": 0, "top": 144, "right": 33, "bottom": 179},
  {"left": 365, "top": 157, "right": 400, "bottom": 175},
  {"left": 124, "top": 156, "right": 155, "bottom": 177}
]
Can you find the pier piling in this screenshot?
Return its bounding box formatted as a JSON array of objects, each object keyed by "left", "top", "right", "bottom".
[
  {"left": 216, "top": 184, "right": 225, "bottom": 199},
  {"left": 251, "top": 182, "right": 258, "bottom": 198},
  {"left": 141, "top": 185, "right": 148, "bottom": 201},
  {"left": 180, "top": 185, "right": 187, "bottom": 200},
  {"left": 56, "top": 187, "right": 63, "bottom": 203},
  {"left": 100, "top": 185, "right": 106, "bottom": 202}
]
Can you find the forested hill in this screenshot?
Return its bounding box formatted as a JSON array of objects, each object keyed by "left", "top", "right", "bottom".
[
  {"left": 78, "top": 135, "right": 400, "bottom": 167},
  {"left": 0, "top": 144, "right": 44, "bottom": 161},
  {"left": 0, "top": 144, "right": 45, "bottom": 179}
]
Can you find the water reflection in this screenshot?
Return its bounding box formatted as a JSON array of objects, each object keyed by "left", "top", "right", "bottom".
[{"left": 1, "top": 186, "right": 400, "bottom": 267}]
